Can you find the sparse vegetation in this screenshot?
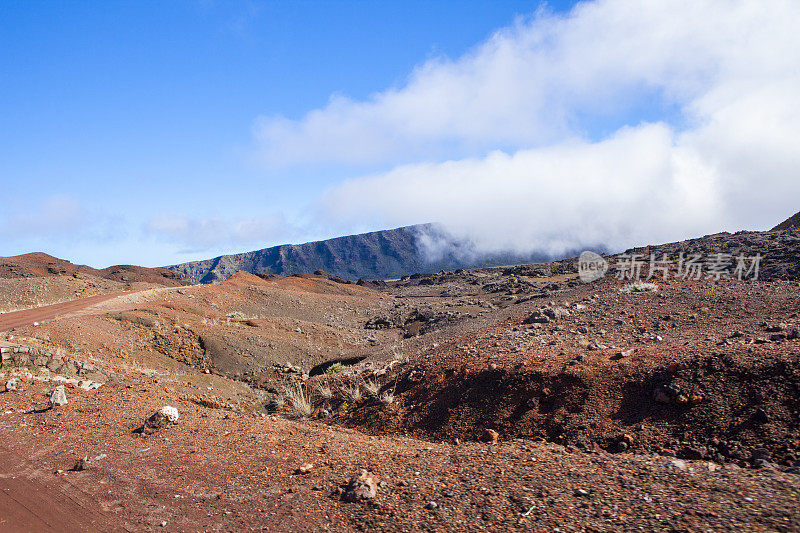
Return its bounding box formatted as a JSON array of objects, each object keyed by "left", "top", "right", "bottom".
[
  {"left": 619, "top": 281, "right": 658, "bottom": 293},
  {"left": 362, "top": 378, "right": 380, "bottom": 397},
  {"left": 325, "top": 362, "right": 345, "bottom": 375},
  {"left": 316, "top": 382, "right": 333, "bottom": 400},
  {"left": 283, "top": 381, "right": 312, "bottom": 418},
  {"left": 379, "top": 390, "right": 395, "bottom": 405},
  {"left": 341, "top": 382, "right": 362, "bottom": 402}
]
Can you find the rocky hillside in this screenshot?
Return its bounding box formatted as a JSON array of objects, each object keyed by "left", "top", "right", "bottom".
[
  {"left": 0, "top": 252, "right": 183, "bottom": 286},
  {"left": 623, "top": 228, "right": 800, "bottom": 281},
  {"left": 772, "top": 210, "right": 800, "bottom": 231},
  {"left": 169, "top": 224, "right": 549, "bottom": 284}
]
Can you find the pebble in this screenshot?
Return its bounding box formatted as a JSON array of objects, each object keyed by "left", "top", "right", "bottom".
[
  {"left": 296, "top": 463, "right": 314, "bottom": 474},
  {"left": 425, "top": 501, "right": 439, "bottom": 510},
  {"left": 666, "top": 459, "right": 688, "bottom": 471},
  {"left": 142, "top": 406, "right": 180, "bottom": 434},
  {"left": 481, "top": 429, "right": 499, "bottom": 444},
  {"left": 73, "top": 456, "right": 87, "bottom": 471}
]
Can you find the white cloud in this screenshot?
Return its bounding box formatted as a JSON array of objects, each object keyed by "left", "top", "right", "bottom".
[
  {"left": 296, "top": 0, "right": 800, "bottom": 255},
  {"left": 0, "top": 195, "right": 123, "bottom": 243},
  {"left": 255, "top": 1, "right": 799, "bottom": 168},
  {"left": 320, "top": 123, "right": 724, "bottom": 255},
  {"left": 144, "top": 213, "right": 293, "bottom": 252}
]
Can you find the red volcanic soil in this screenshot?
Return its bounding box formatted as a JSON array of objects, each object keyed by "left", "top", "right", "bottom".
[
  {"left": 0, "top": 372, "right": 798, "bottom": 532},
  {"left": 0, "top": 252, "right": 183, "bottom": 286},
  {"left": 0, "top": 292, "right": 127, "bottom": 332},
  {"left": 2, "top": 229, "right": 800, "bottom": 531},
  {"left": 343, "top": 276, "right": 800, "bottom": 467}
]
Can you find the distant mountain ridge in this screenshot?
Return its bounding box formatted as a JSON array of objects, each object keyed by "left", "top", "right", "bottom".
[{"left": 169, "top": 224, "right": 549, "bottom": 284}]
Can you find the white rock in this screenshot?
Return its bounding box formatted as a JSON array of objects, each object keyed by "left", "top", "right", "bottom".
[
  {"left": 666, "top": 459, "right": 688, "bottom": 471},
  {"left": 159, "top": 405, "right": 179, "bottom": 423},
  {"left": 4, "top": 378, "right": 19, "bottom": 392},
  {"left": 49, "top": 385, "right": 68, "bottom": 406}
]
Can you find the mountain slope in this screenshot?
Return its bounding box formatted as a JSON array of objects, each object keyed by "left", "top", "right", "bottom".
[
  {"left": 772, "top": 210, "right": 800, "bottom": 231},
  {"left": 0, "top": 252, "right": 183, "bottom": 285},
  {"left": 169, "top": 224, "right": 549, "bottom": 284}
]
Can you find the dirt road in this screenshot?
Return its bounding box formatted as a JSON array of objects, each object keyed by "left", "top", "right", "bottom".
[
  {"left": 0, "top": 285, "right": 196, "bottom": 333},
  {"left": 0, "top": 445, "right": 112, "bottom": 532},
  {"left": 0, "top": 293, "right": 126, "bottom": 332}
]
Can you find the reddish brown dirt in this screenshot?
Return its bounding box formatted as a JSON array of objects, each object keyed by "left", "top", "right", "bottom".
[
  {"left": 0, "top": 252, "right": 183, "bottom": 287},
  {"left": 0, "top": 292, "right": 127, "bottom": 332},
  {"left": 0, "top": 374, "right": 798, "bottom": 532},
  {"left": 342, "top": 276, "right": 800, "bottom": 467},
  {"left": 2, "top": 232, "right": 800, "bottom": 531},
  {"left": 0, "top": 444, "right": 112, "bottom": 532}
]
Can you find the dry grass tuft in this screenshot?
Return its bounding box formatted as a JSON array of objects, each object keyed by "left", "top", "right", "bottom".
[
  {"left": 619, "top": 281, "right": 658, "bottom": 294},
  {"left": 341, "top": 383, "right": 362, "bottom": 403},
  {"left": 362, "top": 378, "right": 380, "bottom": 397},
  {"left": 283, "top": 382, "right": 313, "bottom": 418}
]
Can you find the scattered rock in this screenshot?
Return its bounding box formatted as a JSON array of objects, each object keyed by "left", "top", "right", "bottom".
[
  {"left": 679, "top": 446, "right": 706, "bottom": 460},
  {"left": 481, "top": 429, "right": 499, "bottom": 444},
  {"left": 666, "top": 459, "right": 688, "bottom": 471},
  {"left": 73, "top": 456, "right": 88, "bottom": 471},
  {"left": 49, "top": 385, "right": 67, "bottom": 407},
  {"left": 543, "top": 307, "right": 570, "bottom": 320},
  {"left": 4, "top": 378, "right": 19, "bottom": 392},
  {"left": 295, "top": 463, "right": 314, "bottom": 474},
  {"left": 141, "top": 406, "right": 180, "bottom": 434},
  {"left": 342, "top": 470, "right": 378, "bottom": 502},
  {"left": 611, "top": 348, "right": 635, "bottom": 361},
  {"left": 523, "top": 311, "right": 550, "bottom": 324}
]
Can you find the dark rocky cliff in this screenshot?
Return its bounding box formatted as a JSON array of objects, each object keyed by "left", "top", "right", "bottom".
[{"left": 169, "top": 224, "right": 548, "bottom": 284}]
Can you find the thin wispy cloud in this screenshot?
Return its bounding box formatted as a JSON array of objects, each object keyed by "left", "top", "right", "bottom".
[
  {"left": 144, "top": 213, "right": 294, "bottom": 253},
  {"left": 0, "top": 195, "right": 124, "bottom": 243}
]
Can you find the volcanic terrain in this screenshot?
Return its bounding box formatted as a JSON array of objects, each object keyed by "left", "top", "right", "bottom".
[{"left": 1, "top": 226, "right": 799, "bottom": 531}]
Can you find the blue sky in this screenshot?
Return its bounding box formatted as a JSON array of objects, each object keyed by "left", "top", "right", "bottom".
[
  {"left": 1, "top": 1, "right": 798, "bottom": 267},
  {"left": 1, "top": 1, "right": 577, "bottom": 266}
]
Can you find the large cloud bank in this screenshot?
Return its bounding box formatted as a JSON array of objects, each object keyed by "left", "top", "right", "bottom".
[{"left": 257, "top": 0, "right": 800, "bottom": 256}]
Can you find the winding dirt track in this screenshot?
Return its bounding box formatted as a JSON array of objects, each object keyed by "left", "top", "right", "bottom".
[
  {"left": 0, "top": 294, "right": 133, "bottom": 530},
  {"left": 0, "top": 293, "right": 127, "bottom": 333}
]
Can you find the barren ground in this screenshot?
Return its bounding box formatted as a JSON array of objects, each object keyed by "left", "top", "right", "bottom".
[{"left": 1, "top": 230, "right": 799, "bottom": 531}]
